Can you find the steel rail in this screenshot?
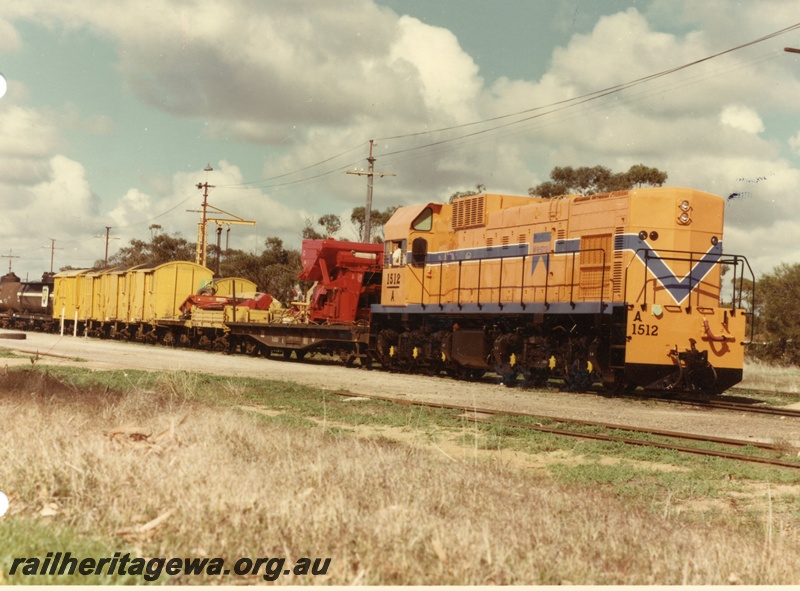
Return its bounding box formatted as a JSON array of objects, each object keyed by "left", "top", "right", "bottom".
[
  {"left": 641, "top": 395, "right": 800, "bottom": 418},
  {"left": 330, "top": 390, "right": 800, "bottom": 469},
  {"left": 466, "top": 415, "right": 800, "bottom": 470}
]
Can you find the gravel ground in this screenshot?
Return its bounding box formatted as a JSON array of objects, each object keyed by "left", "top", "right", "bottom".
[{"left": 3, "top": 329, "right": 800, "bottom": 447}]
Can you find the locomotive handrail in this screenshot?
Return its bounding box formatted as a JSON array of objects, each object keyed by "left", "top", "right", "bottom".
[{"left": 622, "top": 248, "right": 755, "bottom": 330}]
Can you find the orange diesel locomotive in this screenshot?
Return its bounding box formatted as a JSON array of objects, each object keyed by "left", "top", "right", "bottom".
[{"left": 370, "top": 187, "right": 752, "bottom": 393}]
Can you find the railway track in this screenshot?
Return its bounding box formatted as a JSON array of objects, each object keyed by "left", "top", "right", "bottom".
[
  {"left": 330, "top": 391, "right": 800, "bottom": 471},
  {"left": 643, "top": 396, "right": 800, "bottom": 418},
  {"left": 9, "top": 336, "right": 800, "bottom": 420}
]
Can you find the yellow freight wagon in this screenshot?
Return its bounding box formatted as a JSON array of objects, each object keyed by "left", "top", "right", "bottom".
[
  {"left": 53, "top": 269, "right": 90, "bottom": 331},
  {"left": 129, "top": 261, "right": 213, "bottom": 324},
  {"left": 80, "top": 268, "right": 104, "bottom": 323},
  {"left": 209, "top": 277, "right": 258, "bottom": 298}
]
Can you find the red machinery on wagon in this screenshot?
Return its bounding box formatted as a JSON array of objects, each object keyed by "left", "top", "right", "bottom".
[
  {"left": 299, "top": 239, "right": 383, "bottom": 323},
  {"left": 226, "top": 239, "right": 383, "bottom": 363}
]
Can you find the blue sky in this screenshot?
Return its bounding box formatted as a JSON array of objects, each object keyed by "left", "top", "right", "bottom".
[{"left": 1, "top": 1, "right": 800, "bottom": 279}]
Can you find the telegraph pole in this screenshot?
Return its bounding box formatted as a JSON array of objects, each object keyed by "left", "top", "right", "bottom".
[
  {"left": 102, "top": 227, "right": 118, "bottom": 268},
  {"left": 194, "top": 164, "right": 214, "bottom": 267},
  {"left": 189, "top": 165, "right": 255, "bottom": 271},
  {"left": 45, "top": 239, "right": 63, "bottom": 273},
  {"left": 346, "top": 140, "right": 395, "bottom": 242},
  {"left": 1, "top": 251, "right": 19, "bottom": 274}
]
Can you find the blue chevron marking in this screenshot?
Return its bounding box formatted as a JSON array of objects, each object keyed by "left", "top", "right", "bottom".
[
  {"left": 530, "top": 232, "right": 551, "bottom": 274},
  {"left": 617, "top": 234, "right": 722, "bottom": 305}
]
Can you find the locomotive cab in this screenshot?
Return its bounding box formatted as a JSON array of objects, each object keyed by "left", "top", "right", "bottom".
[{"left": 381, "top": 203, "right": 444, "bottom": 307}]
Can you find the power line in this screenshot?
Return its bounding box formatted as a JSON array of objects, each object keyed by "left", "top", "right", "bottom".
[
  {"left": 20, "top": 20, "right": 800, "bottom": 254},
  {"left": 224, "top": 20, "right": 800, "bottom": 190},
  {"left": 375, "top": 21, "right": 800, "bottom": 143}
]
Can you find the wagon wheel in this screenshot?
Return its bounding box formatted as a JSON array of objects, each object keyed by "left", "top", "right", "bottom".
[{"left": 243, "top": 341, "right": 261, "bottom": 357}]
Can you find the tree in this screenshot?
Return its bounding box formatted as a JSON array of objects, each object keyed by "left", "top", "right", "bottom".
[
  {"left": 529, "top": 164, "right": 668, "bottom": 198},
  {"left": 626, "top": 164, "right": 668, "bottom": 188},
  {"left": 301, "top": 219, "right": 324, "bottom": 240},
  {"left": 104, "top": 230, "right": 195, "bottom": 267},
  {"left": 449, "top": 184, "right": 485, "bottom": 203},
  {"left": 749, "top": 263, "right": 800, "bottom": 364},
  {"left": 350, "top": 205, "right": 399, "bottom": 242},
  {"left": 317, "top": 214, "right": 342, "bottom": 238}
]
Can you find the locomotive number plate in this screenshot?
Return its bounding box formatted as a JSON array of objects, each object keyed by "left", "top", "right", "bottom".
[{"left": 630, "top": 323, "right": 659, "bottom": 337}]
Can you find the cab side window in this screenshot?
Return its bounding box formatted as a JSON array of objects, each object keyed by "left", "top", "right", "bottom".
[
  {"left": 411, "top": 237, "right": 428, "bottom": 268},
  {"left": 386, "top": 240, "right": 406, "bottom": 267},
  {"left": 411, "top": 208, "right": 433, "bottom": 231}
]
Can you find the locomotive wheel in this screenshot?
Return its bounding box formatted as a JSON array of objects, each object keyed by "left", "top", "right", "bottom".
[
  {"left": 376, "top": 329, "right": 399, "bottom": 369},
  {"left": 521, "top": 368, "right": 549, "bottom": 389},
  {"left": 562, "top": 359, "right": 593, "bottom": 391},
  {"left": 495, "top": 364, "right": 518, "bottom": 386},
  {"left": 447, "top": 365, "right": 486, "bottom": 381},
  {"left": 491, "top": 333, "right": 522, "bottom": 387}
]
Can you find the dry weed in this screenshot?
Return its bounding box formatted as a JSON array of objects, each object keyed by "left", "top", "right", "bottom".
[
  {"left": 1, "top": 371, "right": 800, "bottom": 584},
  {"left": 741, "top": 360, "right": 800, "bottom": 393}
]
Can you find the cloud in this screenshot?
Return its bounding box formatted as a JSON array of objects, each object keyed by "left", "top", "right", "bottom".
[
  {"left": 0, "top": 104, "right": 60, "bottom": 157},
  {"left": 104, "top": 160, "right": 313, "bottom": 260},
  {"left": 0, "top": 18, "right": 21, "bottom": 51},
  {"left": 4, "top": 1, "right": 800, "bottom": 279},
  {"left": 719, "top": 104, "right": 764, "bottom": 134}
]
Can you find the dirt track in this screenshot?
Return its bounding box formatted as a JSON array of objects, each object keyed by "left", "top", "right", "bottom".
[{"left": 3, "top": 329, "right": 800, "bottom": 447}]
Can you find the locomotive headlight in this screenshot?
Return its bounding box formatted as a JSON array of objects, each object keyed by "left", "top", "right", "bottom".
[
  {"left": 679, "top": 200, "right": 691, "bottom": 212},
  {"left": 678, "top": 212, "right": 691, "bottom": 224}
]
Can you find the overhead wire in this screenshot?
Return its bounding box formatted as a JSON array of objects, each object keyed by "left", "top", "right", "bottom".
[
  {"left": 376, "top": 21, "right": 800, "bottom": 143},
  {"left": 25, "top": 20, "right": 800, "bottom": 264},
  {"left": 377, "top": 50, "right": 783, "bottom": 171},
  {"left": 210, "top": 20, "right": 800, "bottom": 193}
]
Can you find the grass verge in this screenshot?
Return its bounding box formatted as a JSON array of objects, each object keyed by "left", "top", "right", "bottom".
[{"left": 0, "top": 366, "right": 799, "bottom": 584}]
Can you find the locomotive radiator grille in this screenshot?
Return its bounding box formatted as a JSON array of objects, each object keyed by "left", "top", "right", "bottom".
[
  {"left": 451, "top": 194, "right": 486, "bottom": 231},
  {"left": 613, "top": 226, "right": 625, "bottom": 299},
  {"left": 579, "top": 233, "right": 612, "bottom": 299}
]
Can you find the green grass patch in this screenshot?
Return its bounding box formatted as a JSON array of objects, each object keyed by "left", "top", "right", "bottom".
[
  {"left": 0, "top": 518, "right": 147, "bottom": 585},
  {"left": 6, "top": 364, "right": 800, "bottom": 510},
  {"left": 0, "top": 347, "right": 22, "bottom": 358}
]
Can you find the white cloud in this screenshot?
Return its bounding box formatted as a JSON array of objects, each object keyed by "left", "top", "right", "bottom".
[
  {"left": 4, "top": 2, "right": 800, "bottom": 279},
  {"left": 719, "top": 104, "right": 764, "bottom": 134},
  {"left": 0, "top": 104, "right": 60, "bottom": 157},
  {"left": 388, "top": 15, "right": 482, "bottom": 122},
  {"left": 0, "top": 18, "right": 21, "bottom": 51}
]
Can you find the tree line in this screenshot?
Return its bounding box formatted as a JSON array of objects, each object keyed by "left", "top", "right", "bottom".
[
  {"left": 90, "top": 164, "right": 671, "bottom": 304},
  {"left": 85, "top": 162, "right": 800, "bottom": 367},
  {"left": 93, "top": 206, "right": 398, "bottom": 304}
]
